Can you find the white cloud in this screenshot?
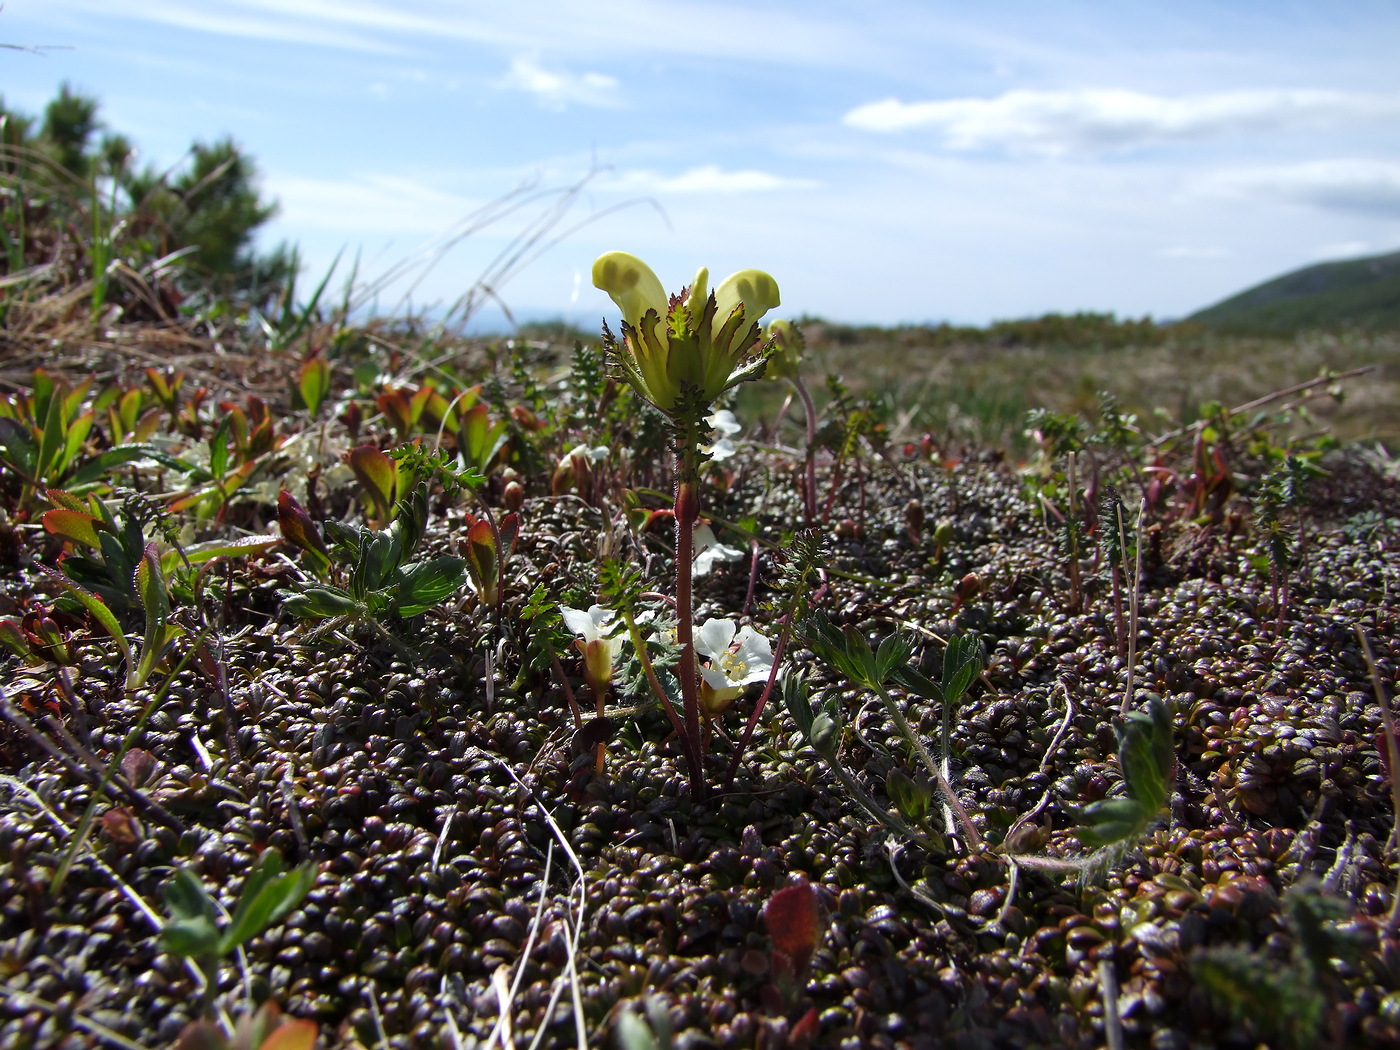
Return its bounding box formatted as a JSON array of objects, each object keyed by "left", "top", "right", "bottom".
[
  {"left": 500, "top": 56, "right": 620, "bottom": 110},
  {"left": 843, "top": 89, "right": 1400, "bottom": 155},
  {"left": 1315, "top": 240, "right": 1371, "bottom": 258},
  {"left": 605, "top": 164, "right": 819, "bottom": 194},
  {"left": 1200, "top": 159, "right": 1400, "bottom": 218}
]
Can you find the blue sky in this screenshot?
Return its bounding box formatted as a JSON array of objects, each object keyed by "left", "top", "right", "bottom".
[{"left": 5, "top": 1, "right": 1400, "bottom": 329}]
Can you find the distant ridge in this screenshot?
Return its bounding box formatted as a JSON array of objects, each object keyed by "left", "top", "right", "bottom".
[{"left": 1189, "top": 249, "right": 1400, "bottom": 332}]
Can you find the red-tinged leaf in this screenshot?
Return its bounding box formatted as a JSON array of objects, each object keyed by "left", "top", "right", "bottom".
[
  {"left": 171, "top": 1019, "right": 225, "bottom": 1050},
  {"left": 99, "top": 807, "right": 141, "bottom": 846},
  {"left": 218, "top": 402, "right": 249, "bottom": 454},
  {"left": 424, "top": 389, "right": 457, "bottom": 433},
  {"left": 377, "top": 390, "right": 412, "bottom": 435},
  {"left": 465, "top": 517, "right": 497, "bottom": 574},
  {"left": 44, "top": 488, "right": 88, "bottom": 512},
  {"left": 497, "top": 512, "right": 520, "bottom": 558},
  {"left": 765, "top": 881, "right": 822, "bottom": 979},
  {"left": 277, "top": 490, "right": 332, "bottom": 565},
  {"left": 347, "top": 445, "right": 396, "bottom": 519},
  {"left": 789, "top": 1007, "right": 821, "bottom": 1049},
  {"left": 408, "top": 384, "right": 433, "bottom": 427},
  {"left": 121, "top": 747, "right": 160, "bottom": 788},
  {"left": 259, "top": 1018, "right": 319, "bottom": 1050},
  {"left": 0, "top": 619, "right": 32, "bottom": 660},
  {"left": 133, "top": 406, "right": 163, "bottom": 442},
  {"left": 117, "top": 387, "right": 143, "bottom": 432},
  {"left": 461, "top": 517, "right": 499, "bottom": 602},
  {"left": 42, "top": 508, "right": 102, "bottom": 550}
]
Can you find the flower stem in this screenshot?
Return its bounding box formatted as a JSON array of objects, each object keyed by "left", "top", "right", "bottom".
[
  {"left": 790, "top": 375, "right": 819, "bottom": 522},
  {"left": 675, "top": 434, "right": 707, "bottom": 801}
]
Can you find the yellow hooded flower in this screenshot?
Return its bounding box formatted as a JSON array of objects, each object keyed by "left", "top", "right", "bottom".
[{"left": 592, "top": 251, "right": 780, "bottom": 420}]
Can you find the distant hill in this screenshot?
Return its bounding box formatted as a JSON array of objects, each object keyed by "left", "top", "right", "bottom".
[{"left": 1189, "top": 250, "right": 1400, "bottom": 332}]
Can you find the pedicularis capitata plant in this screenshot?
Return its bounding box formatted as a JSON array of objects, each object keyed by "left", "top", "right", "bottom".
[{"left": 593, "top": 251, "right": 781, "bottom": 801}]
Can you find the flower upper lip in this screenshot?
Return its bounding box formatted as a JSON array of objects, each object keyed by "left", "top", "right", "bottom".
[{"left": 591, "top": 251, "right": 781, "bottom": 417}]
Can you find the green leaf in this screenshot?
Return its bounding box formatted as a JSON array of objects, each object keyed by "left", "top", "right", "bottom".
[
  {"left": 219, "top": 851, "right": 317, "bottom": 955},
  {"left": 886, "top": 767, "right": 931, "bottom": 821},
  {"left": 66, "top": 443, "right": 181, "bottom": 490},
  {"left": 60, "top": 411, "right": 94, "bottom": 475},
  {"left": 395, "top": 556, "right": 465, "bottom": 617},
  {"left": 135, "top": 542, "right": 170, "bottom": 645},
  {"left": 781, "top": 673, "right": 815, "bottom": 736},
  {"left": 889, "top": 662, "right": 942, "bottom": 702},
  {"left": 874, "top": 632, "right": 913, "bottom": 685},
  {"left": 161, "top": 868, "right": 222, "bottom": 958},
  {"left": 37, "top": 563, "right": 131, "bottom": 677},
  {"left": 207, "top": 417, "right": 232, "bottom": 480},
  {"left": 942, "top": 634, "right": 984, "bottom": 706},
  {"left": 0, "top": 417, "right": 37, "bottom": 479},
  {"left": 35, "top": 377, "right": 66, "bottom": 481},
  {"left": 177, "top": 534, "right": 280, "bottom": 567},
  {"left": 42, "top": 507, "right": 103, "bottom": 549},
  {"left": 298, "top": 356, "right": 330, "bottom": 416},
  {"left": 283, "top": 586, "right": 361, "bottom": 620},
  {"left": 347, "top": 445, "right": 397, "bottom": 521},
  {"left": 0, "top": 619, "right": 34, "bottom": 661},
  {"left": 1077, "top": 797, "right": 1147, "bottom": 849}
]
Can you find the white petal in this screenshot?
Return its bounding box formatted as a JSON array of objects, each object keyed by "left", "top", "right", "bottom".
[
  {"left": 694, "top": 541, "right": 745, "bottom": 577},
  {"left": 586, "top": 604, "right": 619, "bottom": 636},
  {"left": 560, "top": 606, "right": 597, "bottom": 641},
  {"left": 732, "top": 627, "right": 775, "bottom": 683},
  {"left": 700, "top": 665, "right": 734, "bottom": 690},
  {"left": 707, "top": 410, "right": 742, "bottom": 437},
  {"left": 694, "top": 617, "right": 737, "bottom": 661}
]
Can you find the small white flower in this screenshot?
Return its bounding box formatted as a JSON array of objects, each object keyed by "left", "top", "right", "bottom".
[
  {"left": 693, "top": 617, "right": 776, "bottom": 715},
  {"left": 560, "top": 604, "right": 626, "bottom": 693},
  {"left": 692, "top": 523, "right": 744, "bottom": 576},
  {"left": 702, "top": 410, "right": 742, "bottom": 461}
]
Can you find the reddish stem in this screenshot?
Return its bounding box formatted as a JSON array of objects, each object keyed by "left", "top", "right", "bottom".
[{"left": 674, "top": 463, "right": 708, "bottom": 802}]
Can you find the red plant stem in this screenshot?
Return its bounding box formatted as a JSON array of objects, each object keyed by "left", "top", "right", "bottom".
[
  {"left": 674, "top": 441, "right": 707, "bottom": 801},
  {"left": 724, "top": 623, "right": 791, "bottom": 792},
  {"left": 743, "top": 540, "right": 761, "bottom": 617},
  {"left": 791, "top": 376, "right": 819, "bottom": 522}
]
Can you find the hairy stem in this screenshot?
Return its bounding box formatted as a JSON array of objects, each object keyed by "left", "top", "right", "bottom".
[{"left": 674, "top": 435, "right": 707, "bottom": 801}]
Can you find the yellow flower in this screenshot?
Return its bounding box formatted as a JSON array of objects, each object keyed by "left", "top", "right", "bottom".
[
  {"left": 592, "top": 251, "right": 780, "bottom": 420},
  {"left": 763, "top": 318, "right": 805, "bottom": 381}
]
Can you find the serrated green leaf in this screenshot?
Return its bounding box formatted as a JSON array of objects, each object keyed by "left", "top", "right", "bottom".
[
  {"left": 890, "top": 662, "right": 942, "bottom": 701},
  {"left": 395, "top": 556, "right": 465, "bottom": 617},
  {"left": 875, "top": 632, "right": 913, "bottom": 685},
  {"left": 219, "top": 855, "right": 317, "bottom": 955}
]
